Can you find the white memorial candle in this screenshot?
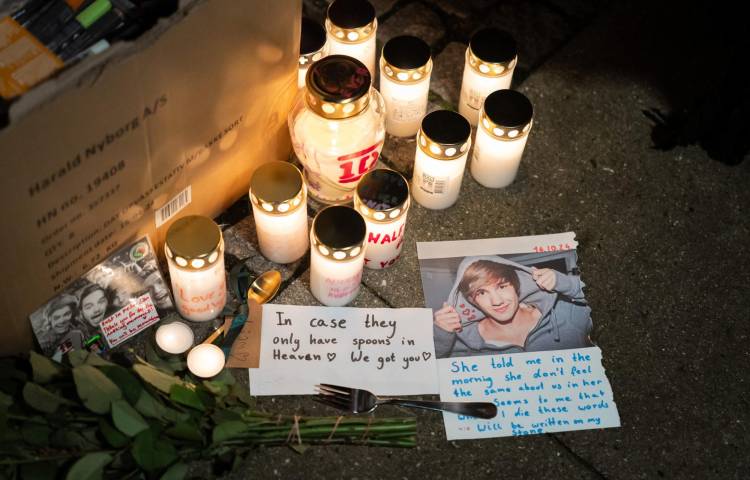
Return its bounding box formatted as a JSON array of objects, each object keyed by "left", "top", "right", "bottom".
[
  {"left": 379, "top": 35, "right": 432, "bottom": 137},
  {"left": 325, "top": 0, "right": 377, "bottom": 79},
  {"left": 165, "top": 216, "right": 227, "bottom": 322},
  {"left": 471, "top": 89, "right": 534, "bottom": 188},
  {"left": 289, "top": 55, "right": 385, "bottom": 204},
  {"left": 154, "top": 321, "right": 194, "bottom": 354},
  {"left": 309, "top": 206, "right": 367, "bottom": 306},
  {"left": 458, "top": 28, "right": 518, "bottom": 126},
  {"left": 249, "top": 161, "right": 309, "bottom": 264},
  {"left": 187, "top": 343, "right": 225, "bottom": 378},
  {"left": 298, "top": 17, "right": 327, "bottom": 89},
  {"left": 411, "top": 110, "right": 472, "bottom": 210},
  {"left": 354, "top": 169, "right": 410, "bottom": 269}
]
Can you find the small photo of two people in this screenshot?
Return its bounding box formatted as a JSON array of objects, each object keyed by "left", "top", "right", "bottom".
[
  {"left": 420, "top": 250, "right": 593, "bottom": 359},
  {"left": 29, "top": 238, "right": 174, "bottom": 361}
]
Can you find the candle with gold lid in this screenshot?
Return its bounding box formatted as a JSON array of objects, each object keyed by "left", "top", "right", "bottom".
[
  {"left": 411, "top": 110, "right": 472, "bottom": 210},
  {"left": 165, "top": 216, "right": 226, "bottom": 322},
  {"left": 354, "top": 168, "right": 410, "bottom": 269},
  {"left": 289, "top": 55, "right": 386, "bottom": 205},
  {"left": 325, "top": 0, "right": 377, "bottom": 78},
  {"left": 299, "top": 17, "right": 327, "bottom": 88},
  {"left": 249, "top": 161, "right": 309, "bottom": 263},
  {"left": 310, "top": 205, "right": 367, "bottom": 306},
  {"left": 380, "top": 35, "right": 432, "bottom": 137},
  {"left": 471, "top": 89, "right": 534, "bottom": 188},
  {"left": 458, "top": 28, "right": 518, "bottom": 126}
]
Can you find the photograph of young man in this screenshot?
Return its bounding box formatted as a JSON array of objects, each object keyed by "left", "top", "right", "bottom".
[{"left": 433, "top": 256, "right": 593, "bottom": 358}]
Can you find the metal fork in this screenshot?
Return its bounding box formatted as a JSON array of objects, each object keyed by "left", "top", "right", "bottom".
[{"left": 315, "top": 384, "right": 497, "bottom": 419}]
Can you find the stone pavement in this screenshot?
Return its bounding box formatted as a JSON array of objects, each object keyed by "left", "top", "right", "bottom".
[{"left": 211, "top": 1, "right": 750, "bottom": 478}]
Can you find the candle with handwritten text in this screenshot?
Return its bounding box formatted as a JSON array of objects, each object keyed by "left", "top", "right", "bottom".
[
  {"left": 354, "top": 169, "right": 410, "bottom": 269},
  {"left": 289, "top": 55, "right": 385, "bottom": 204},
  {"left": 310, "top": 206, "right": 367, "bottom": 306},
  {"left": 165, "top": 216, "right": 227, "bottom": 322}
]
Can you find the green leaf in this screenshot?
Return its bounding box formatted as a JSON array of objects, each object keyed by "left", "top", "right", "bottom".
[
  {"left": 290, "top": 443, "right": 310, "bottom": 454},
  {"left": 73, "top": 365, "right": 122, "bottom": 414},
  {"left": 145, "top": 341, "right": 185, "bottom": 374},
  {"left": 68, "top": 350, "right": 89, "bottom": 367},
  {"left": 111, "top": 399, "right": 149, "bottom": 437},
  {"left": 99, "top": 366, "right": 143, "bottom": 404},
  {"left": 212, "top": 420, "right": 248, "bottom": 443},
  {"left": 22, "top": 422, "right": 51, "bottom": 446},
  {"left": 99, "top": 418, "right": 129, "bottom": 448},
  {"left": 132, "top": 427, "right": 178, "bottom": 472},
  {"left": 169, "top": 384, "right": 204, "bottom": 411},
  {"left": 133, "top": 363, "right": 183, "bottom": 394},
  {"left": 165, "top": 420, "right": 202, "bottom": 442},
  {"left": 160, "top": 462, "right": 188, "bottom": 480},
  {"left": 65, "top": 452, "right": 112, "bottom": 480},
  {"left": 50, "top": 430, "right": 100, "bottom": 450},
  {"left": 134, "top": 390, "right": 167, "bottom": 419},
  {"left": 29, "top": 351, "right": 63, "bottom": 384},
  {"left": 22, "top": 382, "right": 72, "bottom": 413},
  {"left": 85, "top": 352, "right": 115, "bottom": 367},
  {"left": 202, "top": 380, "right": 229, "bottom": 398},
  {"left": 0, "top": 390, "right": 14, "bottom": 408}
]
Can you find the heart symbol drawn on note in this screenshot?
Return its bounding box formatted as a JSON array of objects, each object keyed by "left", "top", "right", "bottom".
[
  {"left": 327, "top": 353, "right": 336, "bottom": 362},
  {"left": 421, "top": 352, "right": 432, "bottom": 361}
]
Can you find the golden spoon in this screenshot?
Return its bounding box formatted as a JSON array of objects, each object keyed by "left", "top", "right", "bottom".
[{"left": 202, "top": 270, "right": 281, "bottom": 344}]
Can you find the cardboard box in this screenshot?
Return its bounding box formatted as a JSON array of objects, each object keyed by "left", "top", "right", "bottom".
[{"left": 0, "top": 0, "right": 301, "bottom": 354}]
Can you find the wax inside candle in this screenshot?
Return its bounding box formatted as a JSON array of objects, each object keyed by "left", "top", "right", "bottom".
[
  {"left": 471, "top": 128, "right": 529, "bottom": 188},
  {"left": 187, "top": 343, "right": 225, "bottom": 378},
  {"left": 169, "top": 257, "right": 227, "bottom": 322},
  {"left": 155, "top": 321, "right": 194, "bottom": 354},
  {"left": 380, "top": 75, "right": 430, "bottom": 137},
  {"left": 458, "top": 65, "right": 513, "bottom": 126},
  {"left": 411, "top": 148, "right": 468, "bottom": 210},
  {"left": 327, "top": 35, "right": 377, "bottom": 79},
  {"left": 252, "top": 202, "right": 309, "bottom": 264}
]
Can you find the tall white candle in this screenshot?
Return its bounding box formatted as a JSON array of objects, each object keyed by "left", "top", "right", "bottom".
[
  {"left": 458, "top": 28, "right": 517, "bottom": 126},
  {"left": 289, "top": 55, "right": 385, "bottom": 204},
  {"left": 411, "top": 110, "right": 472, "bottom": 210},
  {"left": 471, "top": 89, "right": 534, "bottom": 188},
  {"left": 250, "top": 162, "right": 309, "bottom": 263},
  {"left": 354, "top": 169, "right": 410, "bottom": 269},
  {"left": 309, "top": 206, "right": 367, "bottom": 306},
  {"left": 325, "top": 0, "right": 377, "bottom": 78},
  {"left": 187, "top": 344, "right": 225, "bottom": 378},
  {"left": 379, "top": 35, "right": 432, "bottom": 137},
  {"left": 165, "top": 216, "right": 227, "bottom": 322},
  {"left": 154, "top": 321, "right": 194, "bottom": 354},
  {"left": 299, "top": 17, "right": 327, "bottom": 89}
]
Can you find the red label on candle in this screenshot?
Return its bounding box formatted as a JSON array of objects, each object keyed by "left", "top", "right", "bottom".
[{"left": 337, "top": 142, "right": 382, "bottom": 184}]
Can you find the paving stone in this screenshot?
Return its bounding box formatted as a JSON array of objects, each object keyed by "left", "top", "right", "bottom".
[
  {"left": 371, "top": 0, "right": 399, "bottom": 16},
  {"left": 433, "top": 0, "right": 472, "bottom": 19},
  {"left": 377, "top": 2, "right": 446, "bottom": 47},
  {"left": 474, "top": 0, "right": 573, "bottom": 76},
  {"left": 428, "top": 42, "right": 467, "bottom": 109}
]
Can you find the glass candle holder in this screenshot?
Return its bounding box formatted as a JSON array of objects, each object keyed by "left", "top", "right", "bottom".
[
  {"left": 249, "top": 161, "right": 309, "bottom": 263},
  {"left": 411, "top": 110, "right": 472, "bottom": 210},
  {"left": 379, "top": 35, "right": 432, "bottom": 138},
  {"left": 299, "top": 17, "right": 327, "bottom": 89},
  {"left": 458, "top": 28, "right": 517, "bottom": 126},
  {"left": 354, "top": 168, "right": 410, "bottom": 269},
  {"left": 471, "top": 89, "right": 534, "bottom": 188},
  {"left": 165, "top": 216, "right": 226, "bottom": 322},
  {"left": 154, "top": 321, "right": 194, "bottom": 355},
  {"left": 310, "top": 206, "right": 367, "bottom": 306},
  {"left": 289, "top": 55, "right": 386, "bottom": 205},
  {"left": 325, "top": 0, "right": 377, "bottom": 78}
]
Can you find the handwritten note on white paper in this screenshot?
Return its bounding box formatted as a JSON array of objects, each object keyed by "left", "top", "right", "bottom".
[
  {"left": 100, "top": 293, "right": 160, "bottom": 348},
  {"left": 249, "top": 304, "right": 439, "bottom": 395},
  {"left": 439, "top": 348, "right": 620, "bottom": 440}
]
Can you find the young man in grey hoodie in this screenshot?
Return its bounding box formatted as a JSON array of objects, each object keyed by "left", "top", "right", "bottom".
[{"left": 433, "top": 256, "right": 592, "bottom": 358}]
